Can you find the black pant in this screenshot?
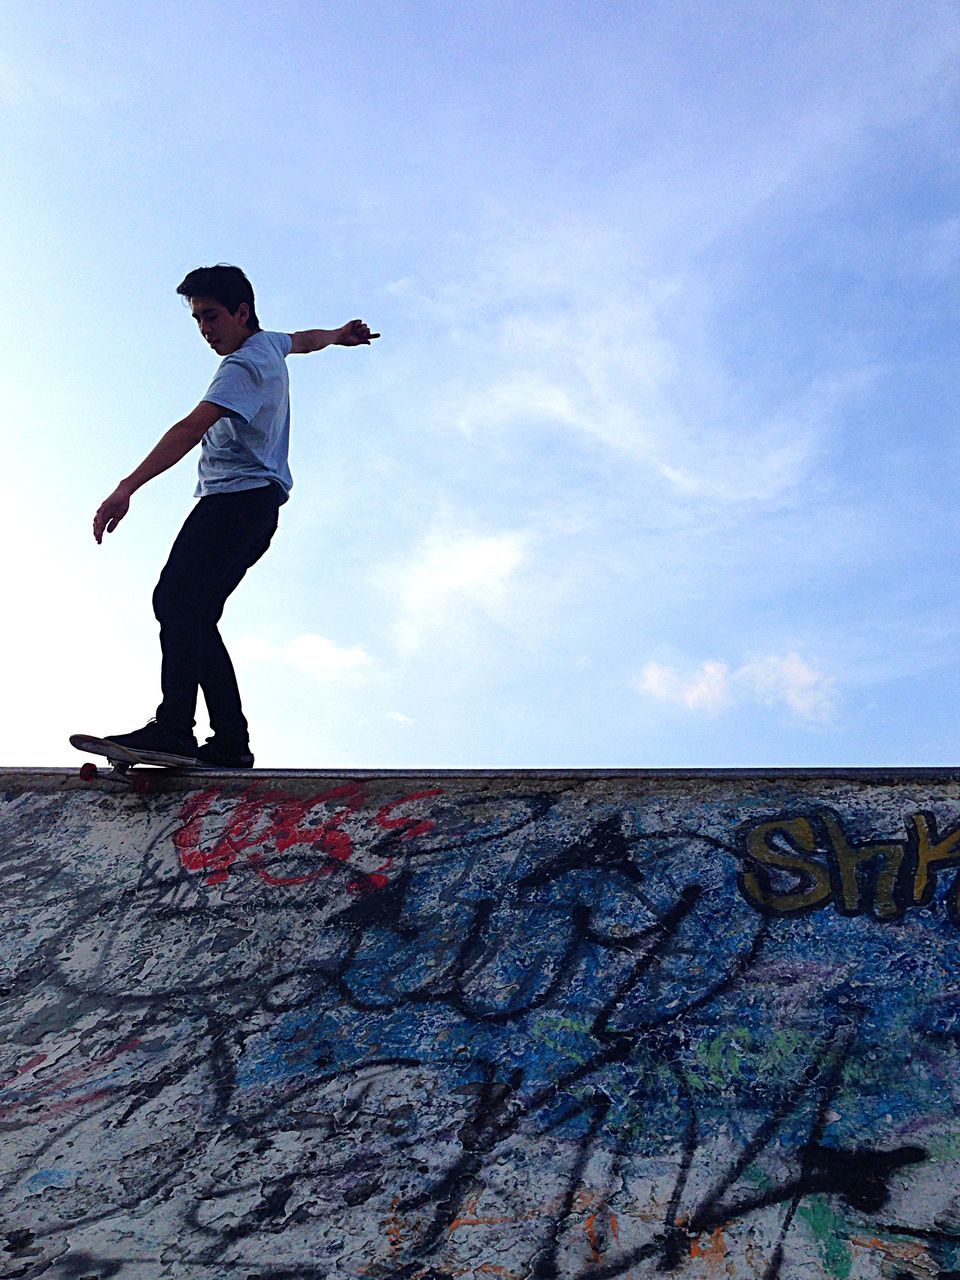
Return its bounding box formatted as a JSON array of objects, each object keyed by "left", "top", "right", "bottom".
[{"left": 152, "top": 485, "right": 281, "bottom": 740}]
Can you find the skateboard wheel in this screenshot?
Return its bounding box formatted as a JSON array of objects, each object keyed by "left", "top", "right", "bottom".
[{"left": 79, "top": 762, "right": 98, "bottom": 781}]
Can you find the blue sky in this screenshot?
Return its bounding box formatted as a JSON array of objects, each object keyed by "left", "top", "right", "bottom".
[{"left": 4, "top": 1, "right": 960, "bottom": 767}]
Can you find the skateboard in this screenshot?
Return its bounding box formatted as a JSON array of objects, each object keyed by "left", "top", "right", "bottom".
[{"left": 70, "top": 734, "right": 202, "bottom": 789}]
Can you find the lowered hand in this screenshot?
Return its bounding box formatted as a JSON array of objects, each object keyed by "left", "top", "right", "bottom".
[{"left": 93, "top": 486, "right": 131, "bottom": 544}]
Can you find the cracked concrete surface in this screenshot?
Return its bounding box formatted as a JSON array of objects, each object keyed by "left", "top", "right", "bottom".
[{"left": 2, "top": 767, "right": 960, "bottom": 1278}]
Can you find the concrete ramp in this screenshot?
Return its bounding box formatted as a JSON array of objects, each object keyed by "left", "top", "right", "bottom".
[{"left": 3, "top": 766, "right": 960, "bottom": 1279}]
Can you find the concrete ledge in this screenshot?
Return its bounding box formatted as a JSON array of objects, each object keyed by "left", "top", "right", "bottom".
[{"left": 6, "top": 763, "right": 960, "bottom": 793}]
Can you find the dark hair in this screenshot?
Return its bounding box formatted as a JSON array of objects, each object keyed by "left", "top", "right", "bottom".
[{"left": 176, "top": 264, "right": 260, "bottom": 331}]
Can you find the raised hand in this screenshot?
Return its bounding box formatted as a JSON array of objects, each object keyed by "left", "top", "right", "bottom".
[{"left": 337, "top": 319, "right": 380, "bottom": 346}]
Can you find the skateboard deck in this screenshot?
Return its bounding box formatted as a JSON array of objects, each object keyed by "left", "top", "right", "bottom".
[{"left": 70, "top": 734, "right": 201, "bottom": 786}]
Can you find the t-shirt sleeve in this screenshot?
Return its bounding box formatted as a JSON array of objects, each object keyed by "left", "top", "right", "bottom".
[
  {"left": 269, "top": 331, "right": 293, "bottom": 358},
  {"left": 202, "top": 357, "right": 263, "bottom": 425}
]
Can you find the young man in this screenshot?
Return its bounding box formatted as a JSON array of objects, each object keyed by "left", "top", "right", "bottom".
[{"left": 93, "top": 264, "right": 378, "bottom": 768}]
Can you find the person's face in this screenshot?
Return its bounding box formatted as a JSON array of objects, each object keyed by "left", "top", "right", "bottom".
[{"left": 189, "top": 296, "right": 251, "bottom": 355}]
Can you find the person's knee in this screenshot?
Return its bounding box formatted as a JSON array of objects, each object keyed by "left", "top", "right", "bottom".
[
  {"left": 152, "top": 577, "right": 180, "bottom": 623},
  {"left": 153, "top": 579, "right": 212, "bottom": 626}
]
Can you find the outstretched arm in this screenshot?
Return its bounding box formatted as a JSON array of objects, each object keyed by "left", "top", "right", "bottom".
[
  {"left": 92, "top": 400, "right": 225, "bottom": 543},
  {"left": 289, "top": 319, "right": 380, "bottom": 354}
]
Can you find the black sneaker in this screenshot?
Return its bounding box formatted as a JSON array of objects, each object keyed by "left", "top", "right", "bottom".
[
  {"left": 194, "top": 737, "right": 255, "bottom": 769},
  {"left": 105, "top": 720, "right": 199, "bottom": 758}
]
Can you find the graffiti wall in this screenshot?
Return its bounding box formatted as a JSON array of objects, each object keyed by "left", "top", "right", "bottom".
[{"left": 2, "top": 767, "right": 960, "bottom": 1279}]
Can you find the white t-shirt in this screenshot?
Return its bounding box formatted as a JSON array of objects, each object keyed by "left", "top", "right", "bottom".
[{"left": 196, "top": 330, "right": 294, "bottom": 502}]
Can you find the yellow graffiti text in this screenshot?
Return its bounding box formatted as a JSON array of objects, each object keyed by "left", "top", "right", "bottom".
[{"left": 738, "top": 809, "right": 960, "bottom": 923}]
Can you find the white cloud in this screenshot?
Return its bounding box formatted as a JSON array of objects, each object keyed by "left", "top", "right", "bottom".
[
  {"left": 235, "top": 634, "right": 376, "bottom": 680},
  {"left": 636, "top": 660, "right": 734, "bottom": 714},
  {"left": 633, "top": 652, "right": 836, "bottom": 725},
  {"left": 455, "top": 373, "right": 579, "bottom": 436},
  {"left": 386, "top": 711, "right": 415, "bottom": 727},
  {"left": 388, "top": 528, "right": 526, "bottom": 654},
  {"left": 735, "top": 653, "right": 837, "bottom": 724},
  {"left": 409, "top": 220, "right": 838, "bottom": 508}
]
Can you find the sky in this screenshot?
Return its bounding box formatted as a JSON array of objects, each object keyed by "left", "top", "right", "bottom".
[{"left": 3, "top": 0, "right": 960, "bottom": 769}]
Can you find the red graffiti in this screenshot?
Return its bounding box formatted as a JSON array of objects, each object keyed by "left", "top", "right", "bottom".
[
  {"left": 376, "top": 789, "right": 443, "bottom": 840},
  {"left": 173, "top": 783, "right": 442, "bottom": 889},
  {"left": 0, "top": 1037, "right": 143, "bottom": 1124}
]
